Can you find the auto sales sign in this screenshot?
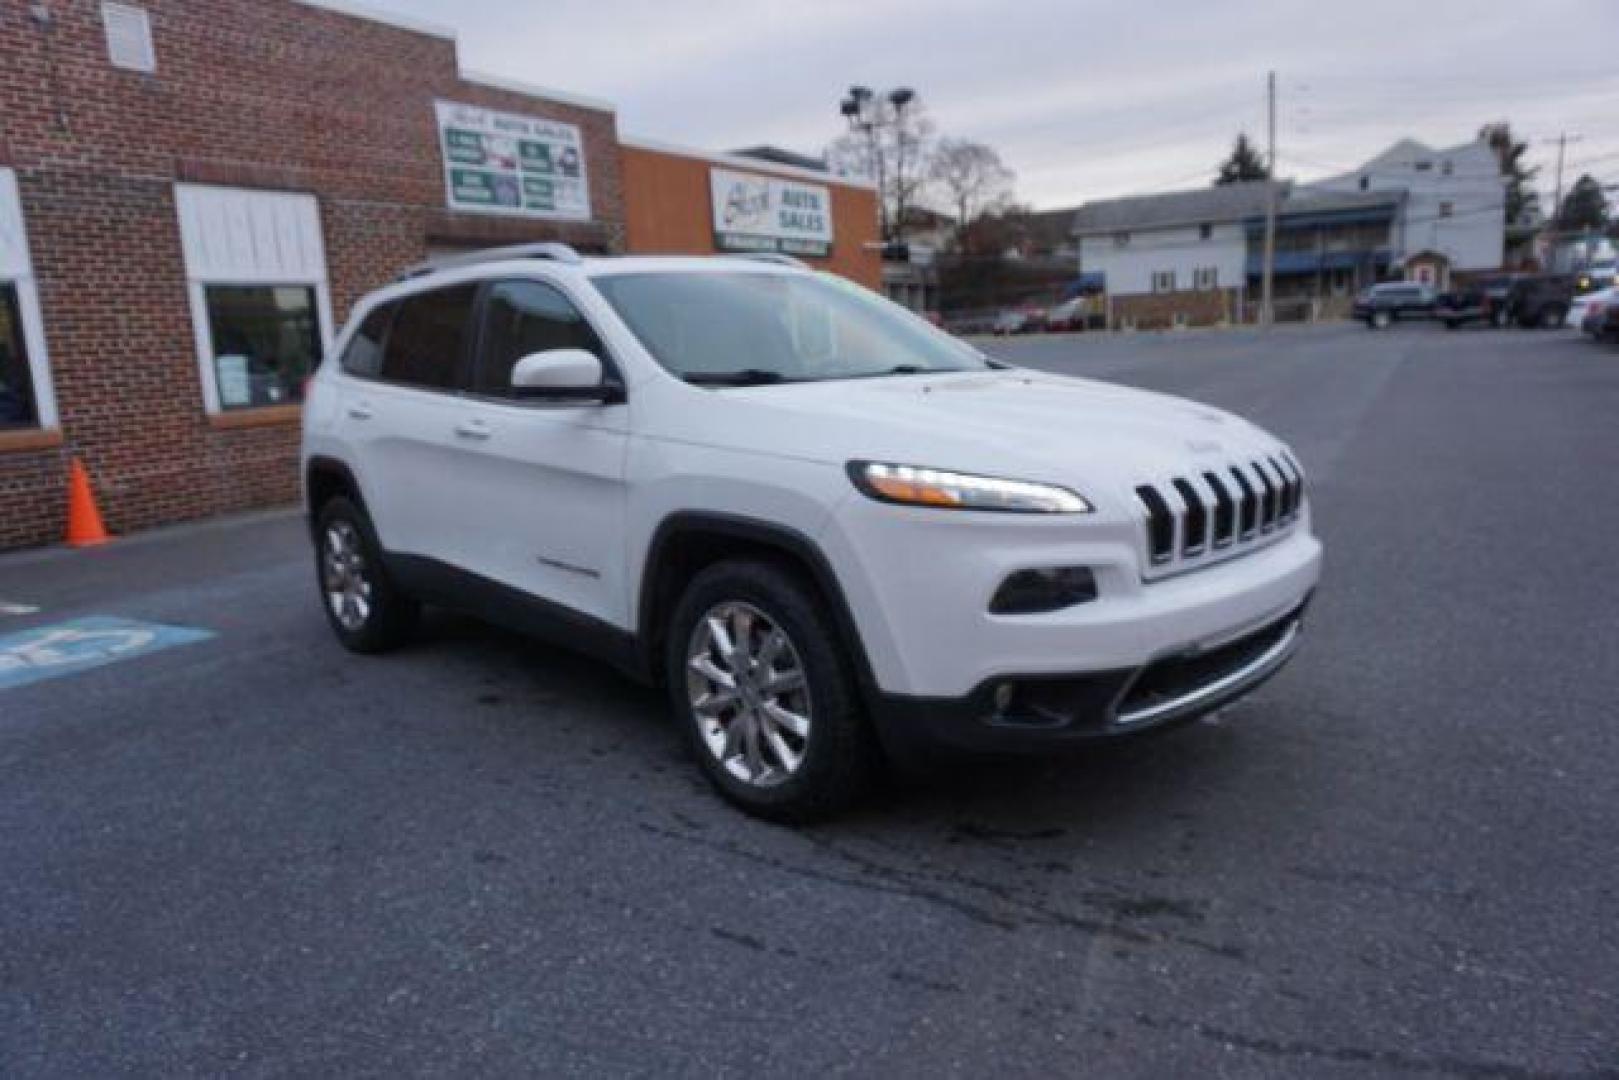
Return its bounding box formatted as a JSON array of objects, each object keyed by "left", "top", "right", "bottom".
[
  {"left": 709, "top": 168, "right": 833, "bottom": 257},
  {"left": 435, "top": 101, "right": 591, "bottom": 221}
]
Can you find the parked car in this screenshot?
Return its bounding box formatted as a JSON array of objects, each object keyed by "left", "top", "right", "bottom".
[
  {"left": 1045, "top": 297, "right": 1086, "bottom": 332},
  {"left": 1501, "top": 275, "right": 1575, "bottom": 329},
  {"left": 992, "top": 308, "right": 1046, "bottom": 335},
  {"left": 1435, "top": 275, "right": 1516, "bottom": 329},
  {"left": 1353, "top": 282, "right": 1435, "bottom": 328},
  {"left": 1045, "top": 296, "right": 1104, "bottom": 332},
  {"left": 991, "top": 310, "right": 1030, "bottom": 335},
  {"left": 1569, "top": 286, "right": 1616, "bottom": 335},
  {"left": 1590, "top": 297, "right": 1619, "bottom": 343},
  {"left": 1574, "top": 260, "right": 1616, "bottom": 295},
  {"left": 1437, "top": 274, "right": 1574, "bottom": 330},
  {"left": 302, "top": 244, "right": 1322, "bottom": 821}
]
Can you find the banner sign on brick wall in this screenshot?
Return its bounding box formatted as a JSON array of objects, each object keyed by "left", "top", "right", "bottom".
[
  {"left": 709, "top": 168, "right": 833, "bottom": 256},
  {"left": 434, "top": 101, "right": 591, "bottom": 221}
]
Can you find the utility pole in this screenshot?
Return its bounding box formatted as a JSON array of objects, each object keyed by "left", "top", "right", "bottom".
[
  {"left": 1260, "top": 70, "right": 1277, "bottom": 327},
  {"left": 1547, "top": 132, "right": 1582, "bottom": 224},
  {"left": 1541, "top": 132, "right": 1583, "bottom": 271}
]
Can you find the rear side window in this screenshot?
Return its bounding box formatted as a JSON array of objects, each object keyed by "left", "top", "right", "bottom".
[
  {"left": 380, "top": 285, "right": 477, "bottom": 391},
  {"left": 474, "top": 280, "right": 606, "bottom": 397},
  {"left": 340, "top": 302, "right": 394, "bottom": 377}
]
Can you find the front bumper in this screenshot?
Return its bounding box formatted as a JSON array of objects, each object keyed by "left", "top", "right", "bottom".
[{"left": 871, "top": 596, "right": 1309, "bottom": 756}]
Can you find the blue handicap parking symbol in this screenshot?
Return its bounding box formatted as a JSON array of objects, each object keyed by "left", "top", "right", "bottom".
[{"left": 0, "top": 616, "right": 213, "bottom": 691}]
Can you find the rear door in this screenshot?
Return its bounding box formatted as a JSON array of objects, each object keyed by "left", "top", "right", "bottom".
[
  {"left": 340, "top": 283, "right": 481, "bottom": 562},
  {"left": 450, "top": 277, "right": 631, "bottom": 627}
]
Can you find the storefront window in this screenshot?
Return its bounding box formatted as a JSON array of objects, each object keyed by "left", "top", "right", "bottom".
[
  {"left": 0, "top": 284, "right": 39, "bottom": 429},
  {"left": 204, "top": 285, "right": 320, "bottom": 410}
]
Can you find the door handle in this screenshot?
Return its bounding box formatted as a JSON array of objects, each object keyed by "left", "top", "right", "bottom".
[
  {"left": 454, "top": 419, "right": 492, "bottom": 440},
  {"left": 346, "top": 402, "right": 374, "bottom": 420}
]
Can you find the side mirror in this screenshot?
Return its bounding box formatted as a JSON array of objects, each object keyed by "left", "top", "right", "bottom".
[{"left": 510, "top": 348, "right": 622, "bottom": 403}]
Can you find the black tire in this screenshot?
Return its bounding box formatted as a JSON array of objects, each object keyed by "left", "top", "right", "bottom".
[
  {"left": 313, "top": 496, "right": 419, "bottom": 654},
  {"left": 1539, "top": 306, "right": 1565, "bottom": 330},
  {"left": 1444, "top": 319, "right": 1460, "bottom": 330},
  {"left": 1370, "top": 309, "right": 1391, "bottom": 330},
  {"left": 665, "top": 559, "right": 879, "bottom": 822},
  {"left": 1492, "top": 307, "right": 1510, "bottom": 329}
]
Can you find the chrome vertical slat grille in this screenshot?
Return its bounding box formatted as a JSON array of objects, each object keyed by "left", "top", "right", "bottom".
[{"left": 1135, "top": 453, "right": 1306, "bottom": 579}]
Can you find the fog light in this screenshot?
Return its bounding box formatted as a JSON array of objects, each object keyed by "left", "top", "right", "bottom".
[{"left": 990, "top": 567, "right": 1098, "bottom": 614}]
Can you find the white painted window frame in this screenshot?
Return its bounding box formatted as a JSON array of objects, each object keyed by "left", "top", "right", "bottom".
[
  {"left": 173, "top": 184, "right": 336, "bottom": 415},
  {"left": 0, "top": 170, "right": 59, "bottom": 431}
]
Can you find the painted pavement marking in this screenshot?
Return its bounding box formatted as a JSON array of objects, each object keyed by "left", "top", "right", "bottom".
[
  {"left": 0, "top": 616, "right": 214, "bottom": 692},
  {"left": 0, "top": 601, "right": 40, "bottom": 617}
]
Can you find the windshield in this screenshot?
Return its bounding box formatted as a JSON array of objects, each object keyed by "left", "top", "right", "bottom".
[{"left": 592, "top": 270, "right": 990, "bottom": 383}]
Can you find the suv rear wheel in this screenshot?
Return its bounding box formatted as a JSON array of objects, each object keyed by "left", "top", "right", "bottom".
[
  {"left": 666, "top": 559, "right": 879, "bottom": 822},
  {"left": 315, "top": 496, "right": 420, "bottom": 653},
  {"left": 1369, "top": 309, "right": 1392, "bottom": 329}
]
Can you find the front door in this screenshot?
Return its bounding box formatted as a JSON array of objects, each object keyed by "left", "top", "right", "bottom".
[{"left": 451, "top": 277, "right": 631, "bottom": 628}]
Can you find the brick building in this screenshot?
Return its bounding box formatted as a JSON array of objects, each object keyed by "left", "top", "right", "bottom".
[{"left": 0, "top": 0, "right": 878, "bottom": 550}]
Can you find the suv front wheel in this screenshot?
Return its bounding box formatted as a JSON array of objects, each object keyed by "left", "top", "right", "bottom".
[
  {"left": 315, "top": 496, "right": 420, "bottom": 654},
  {"left": 666, "top": 559, "right": 879, "bottom": 822}
]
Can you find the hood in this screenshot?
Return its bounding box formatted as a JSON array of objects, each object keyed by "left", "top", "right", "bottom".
[{"left": 653, "top": 369, "right": 1286, "bottom": 513}]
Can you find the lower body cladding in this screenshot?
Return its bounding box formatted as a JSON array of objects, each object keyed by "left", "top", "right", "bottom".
[{"left": 871, "top": 596, "right": 1309, "bottom": 757}]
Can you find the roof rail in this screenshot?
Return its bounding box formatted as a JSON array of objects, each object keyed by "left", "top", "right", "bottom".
[
  {"left": 725, "top": 252, "right": 810, "bottom": 270},
  {"left": 397, "top": 242, "right": 583, "bottom": 281}
]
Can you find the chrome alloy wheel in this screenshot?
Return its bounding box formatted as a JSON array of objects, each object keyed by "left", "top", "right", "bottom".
[
  {"left": 686, "top": 601, "right": 812, "bottom": 787},
  {"left": 322, "top": 521, "right": 373, "bottom": 632}
]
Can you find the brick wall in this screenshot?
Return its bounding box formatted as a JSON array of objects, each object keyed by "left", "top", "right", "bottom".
[{"left": 0, "top": 0, "right": 624, "bottom": 549}]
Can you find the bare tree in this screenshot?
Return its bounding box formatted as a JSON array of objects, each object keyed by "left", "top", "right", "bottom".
[
  {"left": 826, "top": 96, "right": 936, "bottom": 242},
  {"left": 930, "top": 138, "right": 1015, "bottom": 245}
]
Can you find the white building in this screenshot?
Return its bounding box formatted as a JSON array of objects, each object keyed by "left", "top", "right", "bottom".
[
  {"left": 1073, "top": 182, "right": 1267, "bottom": 326},
  {"left": 1310, "top": 137, "right": 1505, "bottom": 282}
]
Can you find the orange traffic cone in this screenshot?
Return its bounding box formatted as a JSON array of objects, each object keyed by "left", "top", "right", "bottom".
[{"left": 65, "top": 457, "right": 111, "bottom": 547}]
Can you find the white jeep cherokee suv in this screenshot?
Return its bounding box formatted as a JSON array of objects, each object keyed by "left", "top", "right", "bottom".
[{"left": 303, "top": 244, "right": 1322, "bottom": 820}]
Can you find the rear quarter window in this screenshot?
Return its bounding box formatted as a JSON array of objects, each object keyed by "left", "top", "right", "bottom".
[{"left": 340, "top": 303, "right": 395, "bottom": 377}]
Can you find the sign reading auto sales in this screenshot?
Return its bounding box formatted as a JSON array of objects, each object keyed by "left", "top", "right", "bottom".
[
  {"left": 709, "top": 168, "right": 833, "bottom": 256},
  {"left": 435, "top": 101, "right": 591, "bottom": 221}
]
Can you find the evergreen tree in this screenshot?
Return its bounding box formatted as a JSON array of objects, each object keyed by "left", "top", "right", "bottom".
[
  {"left": 1556, "top": 174, "right": 1609, "bottom": 232},
  {"left": 1480, "top": 122, "right": 1540, "bottom": 226},
  {"left": 1215, "top": 134, "right": 1269, "bottom": 185}
]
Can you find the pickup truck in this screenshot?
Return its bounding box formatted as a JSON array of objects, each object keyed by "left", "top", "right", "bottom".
[{"left": 1437, "top": 274, "right": 1573, "bottom": 329}]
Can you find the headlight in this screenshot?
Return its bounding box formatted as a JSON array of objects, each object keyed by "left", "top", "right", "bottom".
[{"left": 847, "top": 461, "right": 1092, "bottom": 513}]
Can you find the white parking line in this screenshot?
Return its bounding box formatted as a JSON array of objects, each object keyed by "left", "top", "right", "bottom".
[{"left": 0, "top": 601, "right": 40, "bottom": 617}]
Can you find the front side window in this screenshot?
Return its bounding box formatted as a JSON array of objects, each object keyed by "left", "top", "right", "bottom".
[
  {"left": 593, "top": 271, "right": 988, "bottom": 384},
  {"left": 204, "top": 286, "right": 320, "bottom": 410},
  {"left": 380, "top": 285, "right": 477, "bottom": 391},
  {"left": 474, "top": 280, "right": 606, "bottom": 396},
  {"left": 0, "top": 285, "right": 39, "bottom": 428}
]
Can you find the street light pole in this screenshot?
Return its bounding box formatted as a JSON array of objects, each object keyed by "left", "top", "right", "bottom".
[{"left": 840, "top": 86, "right": 916, "bottom": 244}]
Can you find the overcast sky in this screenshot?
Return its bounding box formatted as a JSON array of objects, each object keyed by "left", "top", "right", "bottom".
[{"left": 356, "top": 0, "right": 1619, "bottom": 212}]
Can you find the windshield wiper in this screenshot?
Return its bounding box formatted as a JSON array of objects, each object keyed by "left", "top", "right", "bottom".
[{"left": 683, "top": 368, "right": 794, "bottom": 387}]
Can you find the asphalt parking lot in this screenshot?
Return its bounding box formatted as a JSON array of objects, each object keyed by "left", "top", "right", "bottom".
[{"left": 3, "top": 322, "right": 1616, "bottom": 1077}]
